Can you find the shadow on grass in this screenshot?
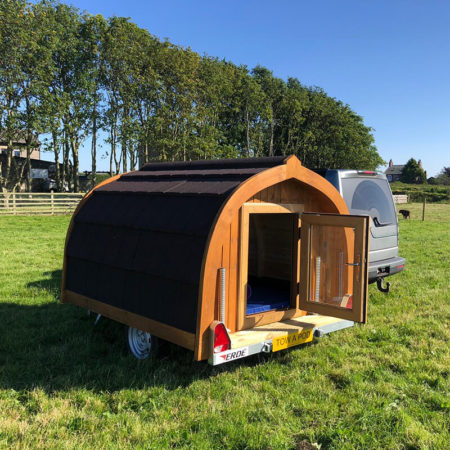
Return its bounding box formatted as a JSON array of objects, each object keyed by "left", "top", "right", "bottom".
[{"left": 0, "top": 270, "right": 292, "bottom": 393}]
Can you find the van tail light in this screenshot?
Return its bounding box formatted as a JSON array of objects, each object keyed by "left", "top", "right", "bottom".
[
  {"left": 398, "top": 264, "right": 404, "bottom": 269},
  {"left": 214, "top": 322, "right": 231, "bottom": 353},
  {"left": 358, "top": 170, "right": 376, "bottom": 175}
]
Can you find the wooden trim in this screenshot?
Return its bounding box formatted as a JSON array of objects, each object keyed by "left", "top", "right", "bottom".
[
  {"left": 229, "top": 314, "right": 347, "bottom": 349},
  {"left": 195, "top": 156, "right": 351, "bottom": 361},
  {"left": 238, "top": 202, "right": 305, "bottom": 330},
  {"left": 299, "top": 213, "right": 369, "bottom": 323},
  {"left": 238, "top": 205, "right": 250, "bottom": 329},
  {"left": 64, "top": 290, "right": 195, "bottom": 351},
  {"left": 60, "top": 173, "right": 124, "bottom": 303},
  {"left": 241, "top": 202, "right": 305, "bottom": 214}
]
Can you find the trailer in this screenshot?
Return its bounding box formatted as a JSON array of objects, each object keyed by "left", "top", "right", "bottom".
[{"left": 61, "top": 155, "right": 369, "bottom": 364}]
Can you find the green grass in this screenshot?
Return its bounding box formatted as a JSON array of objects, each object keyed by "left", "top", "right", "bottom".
[
  {"left": 0, "top": 206, "right": 449, "bottom": 449},
  {"left": 390, "top": 182, "right": 450, "bottom": 203}
]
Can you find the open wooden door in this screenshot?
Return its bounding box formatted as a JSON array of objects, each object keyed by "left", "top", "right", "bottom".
[{"left": 299, "top": 213, "right": 369, "bottom": 323}]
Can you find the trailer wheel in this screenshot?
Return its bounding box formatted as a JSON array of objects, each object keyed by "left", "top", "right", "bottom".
[{"left": 126, "top": 326, "right": 159, "bottom": 359}]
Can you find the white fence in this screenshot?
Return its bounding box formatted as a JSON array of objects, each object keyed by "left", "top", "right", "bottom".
[
  {"left": 393, "top": 194, "right": 408, "bottom": 204},
  {"left": 0, "top": 192, "right": 84, "bottom": 215}
]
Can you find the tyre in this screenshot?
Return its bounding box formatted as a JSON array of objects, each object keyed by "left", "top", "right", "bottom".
[{"left": 126, "top": 326, "right": 159, "bottom": 360}]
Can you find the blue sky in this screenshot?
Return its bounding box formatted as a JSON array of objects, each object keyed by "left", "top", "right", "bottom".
[{"left": 63, "top": 0, "right": 449, "bottom": 177}]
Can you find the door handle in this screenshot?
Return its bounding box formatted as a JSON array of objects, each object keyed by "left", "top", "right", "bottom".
[{"left": 346, "top": 262, "right": 360, "bottom": 266}]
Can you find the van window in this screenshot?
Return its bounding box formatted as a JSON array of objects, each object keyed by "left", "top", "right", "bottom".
[{"left": 341, "top": 178, "right": 396, "bottom": 225}]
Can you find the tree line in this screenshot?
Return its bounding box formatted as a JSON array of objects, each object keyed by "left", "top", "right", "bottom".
[{"left": 0, "top": 0, "right": 384, "bottom": 192}]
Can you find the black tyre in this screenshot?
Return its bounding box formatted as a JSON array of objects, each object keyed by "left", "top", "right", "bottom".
[{"left": 125, "top": 326, "right": 159, "bottom": 359}]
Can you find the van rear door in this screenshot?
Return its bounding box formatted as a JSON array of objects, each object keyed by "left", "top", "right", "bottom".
[{"left": 340, "top": 175, "right": 398, "bottom": 263}]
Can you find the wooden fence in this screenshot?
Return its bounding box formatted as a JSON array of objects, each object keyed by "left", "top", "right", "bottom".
[
  {"left": 393, "top": 194, "right": 408, "bottom": 204},
  {"left": 0, "top": 192, "right": 84, "bottom": 215}
]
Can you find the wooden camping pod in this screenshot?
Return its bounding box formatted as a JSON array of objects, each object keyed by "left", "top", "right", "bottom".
[{"left": 61, "top": 155, "right": 358, "bottom": 361}]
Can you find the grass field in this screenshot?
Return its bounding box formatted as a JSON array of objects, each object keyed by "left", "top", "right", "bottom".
[
  {"left": 0, "top": 204, "right": 449, "bottom": 449},
  {"left": 390, "top": 182, "right": 450, "bottom": 203}
]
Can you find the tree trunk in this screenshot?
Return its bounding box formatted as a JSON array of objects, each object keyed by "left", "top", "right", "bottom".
[
  {"left": 63, "top": 127, "right": 70, "bottom": 190},
  {"left": 109, "top": 127, "right": 114, "bottom": 176},
  {"left": 25, "top": 144, "right": 31, "bottom": 192},
  {"left": 71, "top": 136, "right": 79, "bottom": 193},
  {"left": 5, "top": 138, "right": 13, "bottom": 188},
  {"left": 109, "top": 149, "right": 114, "bottom": 177},
  {"left": 10, "top": 156, "right": 27, "bottom": 193},
  {"left": 25, "top": 98, "right": 32, "bottom": 192},
  {"left": 122, "top": 138, "right": 127, "bottom": 173},
  {"left": 91, "top": 102, "right": 97, "bottom": 188},
  {"left": 129, "top": 144, "right": 136, "bottom": 171},
  {"left": 52, "top": 130, "right": 61, "bottom": 192},
  {"left": 269, "top": 110, "right": 275, "bottom": 157},
  {"left": 246, "top": 108, "right": 251, "bottom": 157}
]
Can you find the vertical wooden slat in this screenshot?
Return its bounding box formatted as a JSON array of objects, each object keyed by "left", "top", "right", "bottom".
[
  {"left": 280, "top": 180, "right": 291, "bottom": 204},
  {"left": 12, "top": 193, "right": 16, "bottom": 215},
  {"left": 51, "top": 190, "right": 54, "bottom": 215},
  {"left": 237, "top": 206, "right": 249, "bottom": 330},
  {"left": 227, "top": 215, "right": 239, "bottom": 332},
  {"left": 260, "top": 187, "right": 269, "bottom": 202},
  {"left": 267, "top": 185, "right": 277, "bottom": 203}
]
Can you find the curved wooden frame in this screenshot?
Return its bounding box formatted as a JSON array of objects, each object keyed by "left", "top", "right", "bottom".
[{"left": 195, "top": 156, "right": 350, "bottom": 360}]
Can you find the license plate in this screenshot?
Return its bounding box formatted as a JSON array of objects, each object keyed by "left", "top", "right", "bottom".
[{"left": 272, "top": 328, "right": 313, "bottom": 352}]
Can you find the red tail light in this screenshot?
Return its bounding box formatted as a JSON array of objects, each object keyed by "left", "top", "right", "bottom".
[
  {"left": 358, "top": 170, "right": 376, "bottom": 175},
  {"left": 398, "top": 265, "right": 404, "bottom": 269},
  {"left": 346, "top": 295, "right": 353, "bottom": 309},
  {"left": 214, "top": 323, "right": 231, "bottom": 353}
]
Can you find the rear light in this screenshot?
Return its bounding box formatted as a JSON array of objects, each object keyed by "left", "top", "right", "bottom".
[
  {"left": 398, "top": 265, "right": 404, "bottom": 269},
  {"left": 214, "top": 322, "right": 231, "bottom": 353},
  {"left": 358, "top": 170, "right": 376, "bottom": 175},
  {"left": 346, "top": 295, "right": 353, "bottom": 309}
]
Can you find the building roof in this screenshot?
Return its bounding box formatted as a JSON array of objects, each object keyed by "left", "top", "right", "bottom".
[
  {"left": 385, "top": 165, "right": 404, "bottom": 176},
  {"left": 0, "top": 130, "right": 41, "bottom": 147},
  {"left": 65, "top": 156, "right": 288, "bottom": 334}
]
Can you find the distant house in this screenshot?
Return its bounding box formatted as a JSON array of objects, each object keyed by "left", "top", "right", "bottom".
[
  {"left": 0, "top": 132, "right": 61, "bottom": 191},
  {"left": 385, "top": 159, "right": 425, "bottom": 183},
  {"left": 385, "top": 160, "right": 404, "bottom": 182},
  {"left": 0, "top": 131, "right": 41, "bottom": 160}
]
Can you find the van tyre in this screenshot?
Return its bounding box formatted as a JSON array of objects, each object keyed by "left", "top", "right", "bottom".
[{"left": 126, "top": 326, "right": 159, "bottom": 359}]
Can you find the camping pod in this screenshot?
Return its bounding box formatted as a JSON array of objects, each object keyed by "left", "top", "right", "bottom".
[{"left": 61, "top": 156, "right": 369, "bottom": 364}]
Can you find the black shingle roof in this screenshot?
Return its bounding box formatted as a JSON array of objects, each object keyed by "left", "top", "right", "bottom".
[
  {"left": 66, "top": 156, "right": 288, "bottom": 333},
  {"left": 385, "top": 165, "right": 404, "bottom": 176}
]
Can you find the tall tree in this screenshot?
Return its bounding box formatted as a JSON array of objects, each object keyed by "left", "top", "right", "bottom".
[
  {"left": 0, "top": 0, "right": 28, "bottom": 191},
  {"left": 401, "top": 158, "right": 427, "bottom": 184},
  {"left": 82, "top": 14, "right": 106, "bottom": 187},
  {"left": 251, "top": 66, "right": 285, "bottom": 157}
]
